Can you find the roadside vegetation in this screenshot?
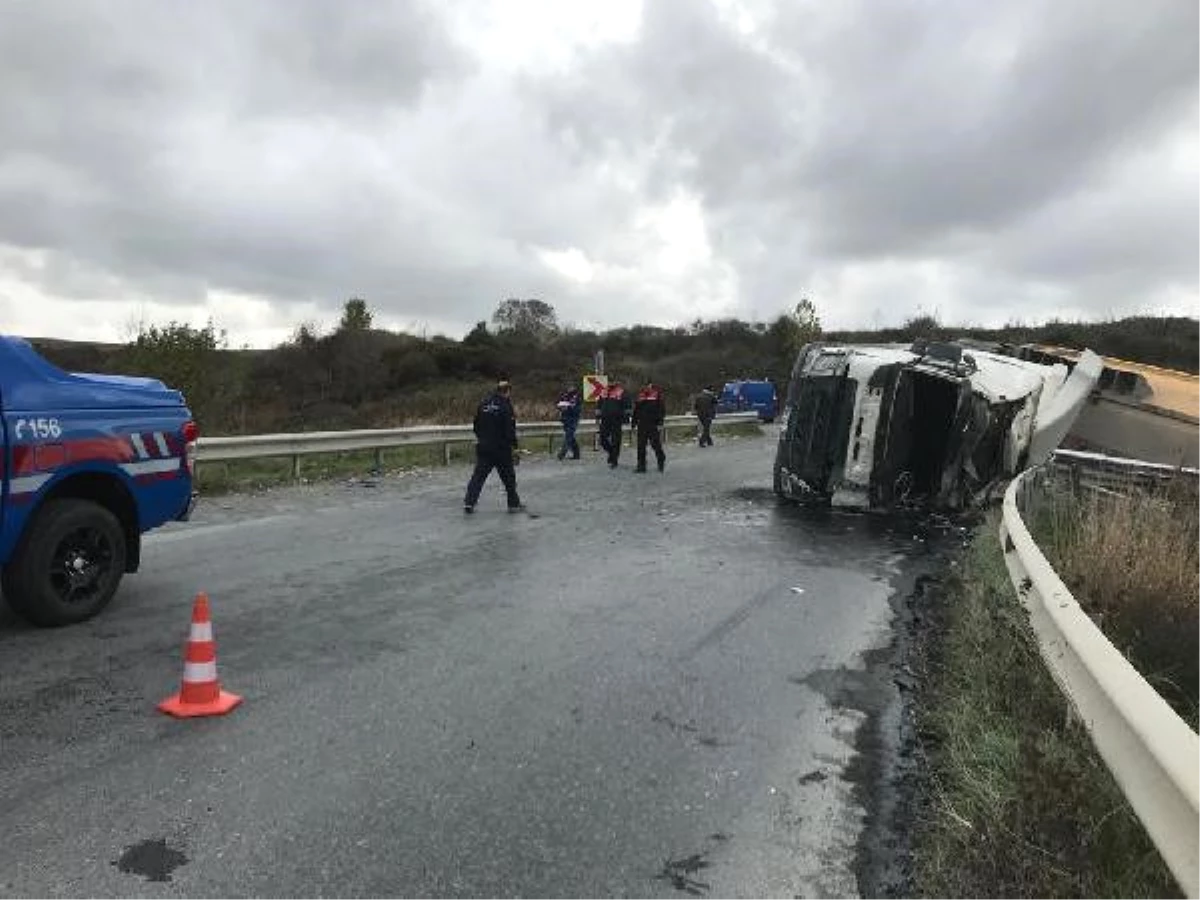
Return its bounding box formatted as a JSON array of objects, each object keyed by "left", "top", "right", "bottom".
[
  {"left": 1029, "top": 473, "right": 1199, "bottom": 727},
  {"left": 913, "top": 513, "right": 1183, "bottom": 898},
  {"left": 30, "top": 298, "right": 1197, "bottom": 438}
]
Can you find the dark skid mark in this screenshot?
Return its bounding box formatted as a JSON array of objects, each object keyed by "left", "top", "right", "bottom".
[
  {"left": 655, "top": 852, "right": 712, "bottom": 895},
  {"left": 652, "top": 711, "right": 725, "bottom": 748},
  {"left": 113, "top": 838, "right": 188, "bottom": 883},
  {"left": 686, "top": 584, "right": 778, "bottom": 657},
  {"left": 652, "top": 711, "right": 699, "bottom": 734},
  {"left": 657, "top": 710, "right": 700, "bottom": 734}
]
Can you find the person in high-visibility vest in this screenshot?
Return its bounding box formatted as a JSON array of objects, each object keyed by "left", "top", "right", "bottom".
[{"left": 632, "top": 380, "right": 667, "bottom": 473}]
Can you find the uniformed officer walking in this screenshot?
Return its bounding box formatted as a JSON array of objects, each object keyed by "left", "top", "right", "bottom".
[
  {"left": 596, "top": 380, "right": 631, "bottom": 468},
  {"left": 693, "top": 385, "right": 717, "bottom": 447},
  {"left": 463, "top": 377, "right": 524, "bottom": 513},
  {"left": 555, "top": 385, "right": 582, "bottom": 460},
  {"left": 632, "top": 379, "right": 667, "bottom": 473}
]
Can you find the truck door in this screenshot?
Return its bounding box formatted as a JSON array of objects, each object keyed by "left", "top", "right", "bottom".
[{"left": 779, "top": 352, "right": 852, "bottom": 495}]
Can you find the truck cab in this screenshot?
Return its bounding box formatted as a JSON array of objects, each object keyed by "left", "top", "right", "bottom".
[
  {"left": 0, "top": 337, "right": 197, "bottom": 626},
  {"left": 774, "top": 340, "right": 1103, "bottom": 512}
]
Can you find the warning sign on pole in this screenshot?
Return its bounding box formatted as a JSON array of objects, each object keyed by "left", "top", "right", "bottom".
[{"left": 583, "top": 374, "right": 608, "bottom": 402}]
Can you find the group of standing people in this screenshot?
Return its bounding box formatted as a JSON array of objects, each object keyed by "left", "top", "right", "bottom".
[{"left": 463, "top": 375, "right": 720, "bottom": 513}]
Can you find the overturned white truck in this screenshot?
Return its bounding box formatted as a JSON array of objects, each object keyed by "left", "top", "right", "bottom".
[{"left": 773, "top": 340, "right": 1103, "bottom": 511}]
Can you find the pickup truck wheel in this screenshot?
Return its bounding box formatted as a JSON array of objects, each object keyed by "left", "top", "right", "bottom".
[{"left": 2, "top": 499, "right": 127, "bottom": 627}]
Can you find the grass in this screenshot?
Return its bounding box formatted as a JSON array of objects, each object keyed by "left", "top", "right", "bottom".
[
  {"left": 196, "top": 420, "right": 763, "bottom": 495},
  {"left": 913, "top": 512, "right": 1182, "bottom": 898},
  {"left": 1027, "top": 474, "right": 1199, "bottom": 727}
]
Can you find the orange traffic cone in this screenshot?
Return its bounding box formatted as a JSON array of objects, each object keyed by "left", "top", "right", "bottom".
[{"left": 158, "top": 592, "right": 242, "bottom": 718}]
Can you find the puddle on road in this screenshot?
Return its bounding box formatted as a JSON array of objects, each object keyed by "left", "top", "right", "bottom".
[{"left": 113, "top": 838, "right": 188, "bottom": 883}]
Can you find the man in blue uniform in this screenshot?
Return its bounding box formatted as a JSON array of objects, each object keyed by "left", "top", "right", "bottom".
[
  {"left": 632, "top": 380, "right": 667, "bottom": 473},
  {"left": 555, "top": 385, "right": 582, "bottom": 460},
  {"left": 464, "top": 377, "right": 523, "bottom": 513}
]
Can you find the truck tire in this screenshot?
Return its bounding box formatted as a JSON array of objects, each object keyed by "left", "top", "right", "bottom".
[{"left": 2, "top": 499, "right": 127, "bottom": 627}]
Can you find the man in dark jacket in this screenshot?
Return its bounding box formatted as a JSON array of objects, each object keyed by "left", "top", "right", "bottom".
[
  {"left": 693, "top": 385, "right": 717, "bottom": 447},
  {"left": 555, "top": 385, "right": 582, "bottom": 460},
  {"left": 464, "top": 377, "right": 523, "bottom": 513},
  {"left": 632, "top": 380, "right": 667, "bottom": 473},
  {"left": 596, "top": 380, "right": 631, "bottom": 468}
]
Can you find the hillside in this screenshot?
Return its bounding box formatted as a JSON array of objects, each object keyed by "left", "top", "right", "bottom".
[{"left": 27, "top": 306, "right": 1199, "bottom": 437}]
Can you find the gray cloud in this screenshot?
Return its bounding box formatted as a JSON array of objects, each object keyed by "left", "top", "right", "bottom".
[
  {"left": 532, "top": 0, "right": 1198, "bottom": 320},
  {"left": 0, "top": 0, "right": 1194, "bottom": 344}
]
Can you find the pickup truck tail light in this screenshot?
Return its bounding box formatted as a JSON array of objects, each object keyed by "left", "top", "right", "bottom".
[{"left": 182, "top": 421, "right": 199, "bottom": 476}]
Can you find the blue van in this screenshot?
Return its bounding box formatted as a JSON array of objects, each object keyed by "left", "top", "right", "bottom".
[{"left": 717, "top": 379, "right": 778, "bottom": 422}]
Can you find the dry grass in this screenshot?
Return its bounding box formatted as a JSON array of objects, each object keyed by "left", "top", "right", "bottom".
[
  {"left": 1032, "top": 475, "right": 1199, "bottom": 725},
  {"left": 913, "top": 514, "right": 1182, "bottom": 897}
]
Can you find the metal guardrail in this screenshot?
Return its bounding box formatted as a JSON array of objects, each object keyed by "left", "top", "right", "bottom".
[
  {"left": 195, "top": 412, "right": 762, "bottom": 475},
  {"left": 1052, "top": 447, "right": 1200, "bottom": 477},
  {"left": 999, "top": 453, "right": 1200, "bottom": 897}
]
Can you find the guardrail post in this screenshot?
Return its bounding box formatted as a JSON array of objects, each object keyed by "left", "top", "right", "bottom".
[
  {"left": 291, "top": 454, "right": 301, "bottom": 481},
  {"left": 443, "top": 442, "right": 452, "bottom": 466},
  {"left": 373, "top": 448, "right": 383, "bottom": 472}
]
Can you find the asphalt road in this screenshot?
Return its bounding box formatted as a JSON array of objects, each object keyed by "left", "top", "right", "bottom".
[{"left": 0, "top": 432, "right": 941, "bottom": 898}]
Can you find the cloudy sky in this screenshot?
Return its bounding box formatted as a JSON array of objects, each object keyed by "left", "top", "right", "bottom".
[{"left": 0, "top": 0, "right": 1195, "bottom": 347}]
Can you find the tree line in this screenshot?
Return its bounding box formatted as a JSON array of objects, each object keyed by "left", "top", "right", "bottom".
[{"left": 31, "top": 298, "right": 1198, "bottom": 436}]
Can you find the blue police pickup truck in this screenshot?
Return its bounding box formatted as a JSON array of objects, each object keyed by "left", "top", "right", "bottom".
[{"left": 0, "top": 336, "right": 197, "bottom": 626}]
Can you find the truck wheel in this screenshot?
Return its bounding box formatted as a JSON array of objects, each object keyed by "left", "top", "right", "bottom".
[{"left": 2, "top": 499, "right": 127, "bottom": 627}]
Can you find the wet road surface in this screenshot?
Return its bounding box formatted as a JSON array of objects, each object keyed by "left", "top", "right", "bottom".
[{"left": 0, "top": 434, "right": 938, "bottom": 897}]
